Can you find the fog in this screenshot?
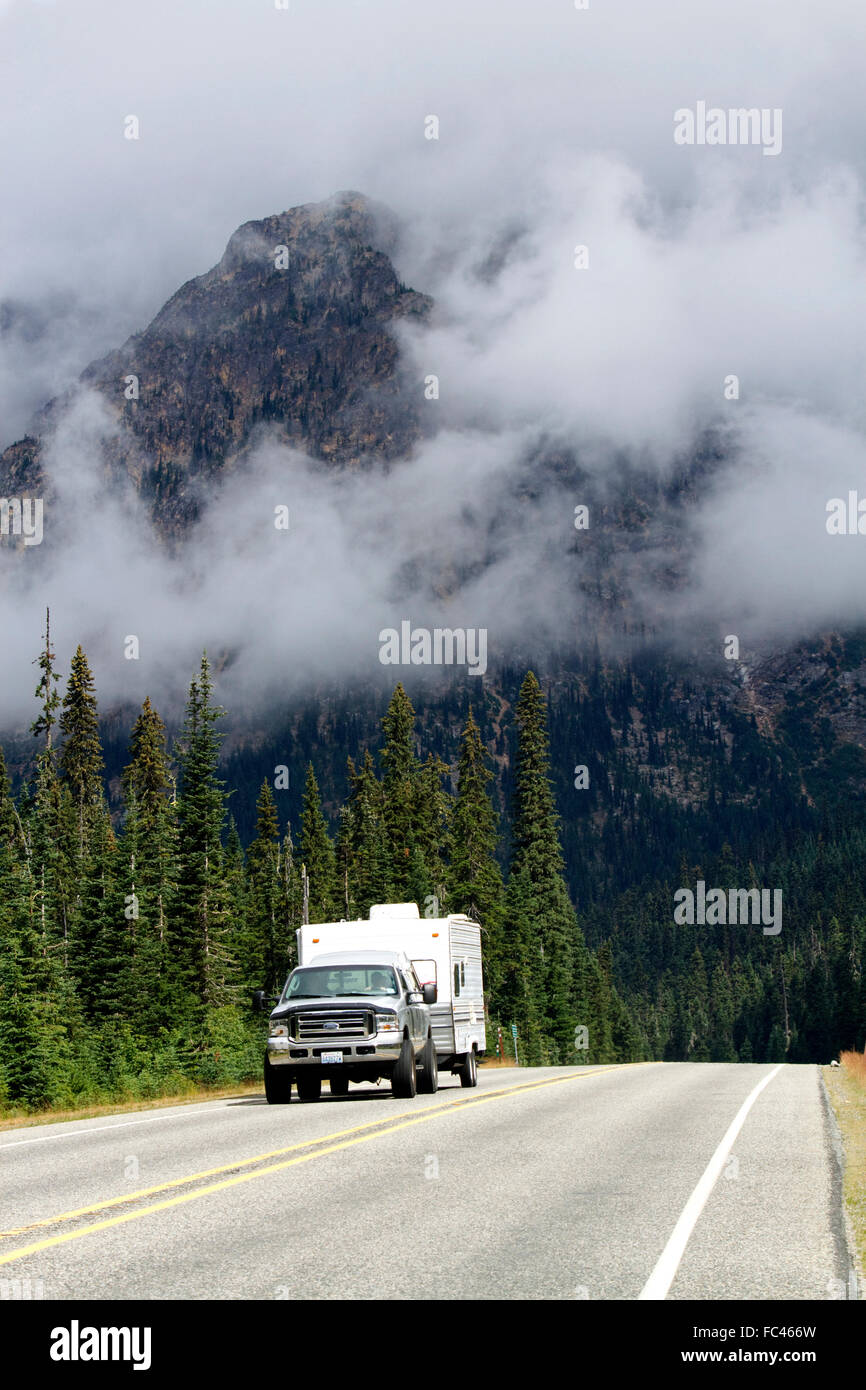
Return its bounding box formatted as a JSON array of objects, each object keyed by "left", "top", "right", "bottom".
[{"left": 2, "top": 0, "right": 866, "bottom": 723}]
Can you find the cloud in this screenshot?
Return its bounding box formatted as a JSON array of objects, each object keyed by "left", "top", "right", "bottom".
[{"left": 2, "top": 0, "right": 866, "bottom": 724}]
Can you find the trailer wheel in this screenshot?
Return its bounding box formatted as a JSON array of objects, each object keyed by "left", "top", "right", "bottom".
[
  {"left": 329, "top": 1073, "right": 349, "bottom": 1096},
  {"left": 459, "top": 1047, "right": 478, "bottom": 1088},
  {"left": 264, "top": 1055, "right": 292, "bottom": 1104},
  {"left": 296, "top": 1073, "right": 322, "bottom": 1102},
  {"left": 417, "top": 1036, "right": 439, "bottom": 1094},
  {"left": 391, "top": 1038, "right": 417, "bottom": 1098}
]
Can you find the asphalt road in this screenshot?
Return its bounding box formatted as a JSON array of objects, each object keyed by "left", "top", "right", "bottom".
[{"left": 0, "top": 1062, "right": 853, "bottom": 1300}]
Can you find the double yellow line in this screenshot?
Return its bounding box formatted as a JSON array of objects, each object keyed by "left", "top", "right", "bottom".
[{"left": 0, "top": 1066, "right": 629, "bottom": 1267}]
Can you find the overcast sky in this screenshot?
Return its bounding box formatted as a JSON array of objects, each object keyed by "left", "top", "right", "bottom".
[{"left": 2, "top": 0, "right": 866, "bottom": 723}]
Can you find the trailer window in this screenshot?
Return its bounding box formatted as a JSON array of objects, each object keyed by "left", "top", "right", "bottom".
[
  {"left": 461, "top": 961, "right": 466, "bottom": 986},
  {"left": 453, "top": 963, "right": 460, "bottom": 998}
]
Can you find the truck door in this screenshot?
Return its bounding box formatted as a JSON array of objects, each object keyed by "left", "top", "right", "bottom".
[{"left": 401, "top": 968, "right": 424, "bottom": 1045}]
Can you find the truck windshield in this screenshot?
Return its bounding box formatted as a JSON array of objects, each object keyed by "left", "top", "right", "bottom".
[{"left": 281, "top": 966, "right": 399, "bottom": 1001}]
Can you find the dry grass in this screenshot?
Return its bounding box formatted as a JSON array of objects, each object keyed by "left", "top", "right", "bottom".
[
  {"left": 824, "top": 1051, "right": 866, "bottom": 1289},
  {"left": 840, "top": 1050, "right": 866, "bottom": 1087},
  {"left": 0, "top": 1081, "right": 263, "bottom": 1134}
]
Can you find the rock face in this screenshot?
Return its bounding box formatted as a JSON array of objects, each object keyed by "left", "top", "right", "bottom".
[
  {"left": 0, "top": 191, "right": 432, "bottom": 534},
  {"left": 3, "top": 186, "right": 866, "bottom": 802}
]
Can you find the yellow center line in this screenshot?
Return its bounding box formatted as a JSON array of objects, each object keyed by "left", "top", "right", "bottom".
[{"left": 0, "top": 1065, "right": 637, "bottom": 1266}]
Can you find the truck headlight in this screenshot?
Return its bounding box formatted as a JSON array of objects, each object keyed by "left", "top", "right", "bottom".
[
  {"left": 375, "top": 1014, "right": 399, "bottom": 1032},
  {"left": 268, "top": 1022, "right": 289, "bottom": 1038}
]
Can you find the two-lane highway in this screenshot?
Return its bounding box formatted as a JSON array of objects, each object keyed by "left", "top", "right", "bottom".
[{"left": 0, "top": 1063, "right": 853, "bottom": 1299}]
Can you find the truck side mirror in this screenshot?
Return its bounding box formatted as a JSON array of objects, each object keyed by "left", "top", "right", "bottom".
[
  {"left": 251, "top": 989, "right": 267, "bottom": 1013},
  {"left": 422, "top": 983, "right": 438, "bottom": 1005}
]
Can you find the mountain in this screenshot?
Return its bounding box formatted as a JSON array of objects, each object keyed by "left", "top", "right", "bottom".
[
  {"left": 2, "top": 189, "right": 865, "bottom": 1066},
  {"left": 0, "top": 191, "right": 431, "bottom": 534}
]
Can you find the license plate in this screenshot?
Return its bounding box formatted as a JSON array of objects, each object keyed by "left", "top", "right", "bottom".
[{"left": 321, "top": 1052, "right": 343, "bottom": 1064}]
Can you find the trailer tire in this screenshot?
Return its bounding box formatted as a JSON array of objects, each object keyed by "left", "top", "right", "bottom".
[
  {"left": 328, "top": 1073, "right": 349, "bottom": 1096},
  {"left": 296, "top": 1073, "right": 322, "bottom": 1102},
  {"left": 264, "top": 1055, "right": 292, "bottom": 1104},
  {"left": 391, "top": 1038, "right": 417, "bottom": 1099},
  {"left": 417, "top": 1036, "right": 439, "bottom": 1094},
  {"left": 459, "top": 1047, "right": 478, "bottom": 1088}
]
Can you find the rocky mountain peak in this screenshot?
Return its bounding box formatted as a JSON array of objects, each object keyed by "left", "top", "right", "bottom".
[{"left": 1, "top": 191, "right": 432, "bottom": 534}]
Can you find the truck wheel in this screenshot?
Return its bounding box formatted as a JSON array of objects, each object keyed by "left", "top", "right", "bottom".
[
  {"left": 459, "top": 1048, "right": 478, "bottom": 1088},
  {"left": 296, "top": 1073, "right": 322, "bottom": 1102},
  {"left": 417, "top": 1036, "right": 439, "bottom": 1094},
  {"left": 329, "top": 1073, "right": 349, "bottom": 1096},
  {"left": 264, "top": 1055, "right": 292, "bottom": 1104},
  {"left": 391, "top": 1038, "right": 417, "bottom": 1099}
]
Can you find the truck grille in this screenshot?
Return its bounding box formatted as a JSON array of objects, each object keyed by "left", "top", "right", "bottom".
[{"left": 292, "top": 1010, "right": 373, "bottom": 1041}]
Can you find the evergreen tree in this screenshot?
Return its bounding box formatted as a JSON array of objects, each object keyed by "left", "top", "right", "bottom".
[
  {"left": 509, "top": 671, "right": 583, "bottom": 1063},
  {"left": 499, "top": 867, "right": 545, "bottom": 1065},
  {"left": 415, "top": 753, "right": 453, "bottom": 912},
  {"left": 379, "top": 684, "right": 423, "bottom": 898},
  {"left": 120, "top": 698, "right": 179, "bottom": 1031},
  {"left": 244, "top": 781, "right": 286, "bottom": 992},
  {"left": 300, "top": 765, "right": 338, "bottom": 922},
  {"left": 278, "top": 824, "right": 302, "bottom": 976},
  {"left": 59, "top": 645, "right": 104, "bottom": 857},
  {"left": 27, "top": 612, "right": 70, "bottom": 975},
  {"left": 447, "top": 708, "right": 506, "bottom": 1009},
  {"left": 174, "top": 655, "right": 235, "bottom": 1012},
  {"left": 337, "top": 753, "right": 391, "bottom": 917}
]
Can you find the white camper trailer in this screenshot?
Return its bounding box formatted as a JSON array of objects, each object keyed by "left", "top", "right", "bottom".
[{"left": 297, "top": 903, "right": 486, "bottom": 1085}]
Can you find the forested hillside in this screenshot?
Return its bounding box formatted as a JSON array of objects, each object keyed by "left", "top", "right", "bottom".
[
  {"left": 0, "top": 617, "right": 638, "bottom": 1112},
  {"left": 2, "top": 610, "right": 865, "bottom": 1114}
]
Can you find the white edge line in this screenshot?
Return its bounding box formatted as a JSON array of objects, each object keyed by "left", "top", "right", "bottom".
[
  {"left": 0, "top": 1101, "right": 235, "bottom": 1149},
  {"left": 638, "top": 1064, "right": 784, "bottom": 1300}
]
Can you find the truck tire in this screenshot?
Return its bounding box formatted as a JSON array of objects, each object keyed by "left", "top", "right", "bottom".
[
  {"left": 329, "top": 1073, "right": 349, "bottom": 1096},
  {"left": 391, "top": 1038, "right": 417, "bottom": 1099},
  {"left": 416, "top": 1036, "right": 439, "bottom": 1094},
  {"left": 459, "top": 1048, "right": 478, "bottom": 1088},
  {"left": 296, "top": 1073, "right": 322, "bottom": 1102},
  {"left": 264, "top": 1055, "right": 292, "bottom": 1104}
]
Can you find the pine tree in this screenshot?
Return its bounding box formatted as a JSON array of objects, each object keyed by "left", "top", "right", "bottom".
[
  {"left": 27, "top": 612, "right": 70, "bottom": 975},
  {"left": 447, "top": 708, "right": 506, "bottom": 1009},
  {"left": 300, "top": 765, "right": 338, "bottom": 922},
  {"left": 222, "top": 818, "right": 249, "bottom": 989},
  {"left": 509, "top": 671, "right": 582, "bottom": 1063},
  {"left": 499, "top": 867, "right": 545, "bottom": 1065},
  {"left": 120, "top": 698, "right": 179, "bottom": 1032},
  {"left": 379, "top": 684, "right": 422, "bottom": 898},
  {"left": 174, "top": 655, "right": 235, "bottom": 1013},
  {"left": 244, "top": 781, "right": 285, "bottom": 992},
  {"left": 59, "top": 645, "right": 104, "bottom": 857},
  {"left": 337, "top": 753, "right": 392, "bottom": 918},
  {"left": 414, "top": 753, "right": 452, "bottom": 913},
  {"left": 278, "top": 824, "right": 302, "bottom": 976}
]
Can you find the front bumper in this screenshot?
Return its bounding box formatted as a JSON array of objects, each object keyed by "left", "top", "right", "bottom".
[{"left": 266, "top": 1036, "right": 403, "bottom": 1067}]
